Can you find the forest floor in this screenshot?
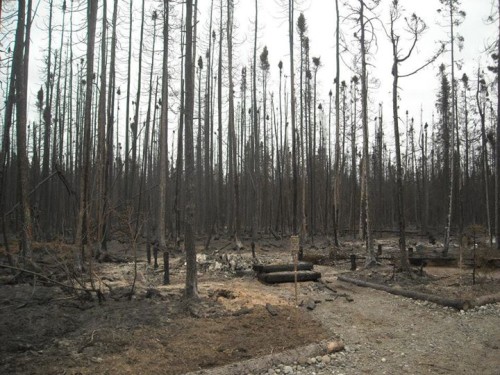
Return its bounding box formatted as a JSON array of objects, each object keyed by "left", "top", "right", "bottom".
[{"left": 0, "top": 235, "right": 499, "bottom": 374}]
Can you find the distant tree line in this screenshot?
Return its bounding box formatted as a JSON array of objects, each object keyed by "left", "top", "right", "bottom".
[{"left": 0, "top": 0, "right": 499, "bottom": 296}]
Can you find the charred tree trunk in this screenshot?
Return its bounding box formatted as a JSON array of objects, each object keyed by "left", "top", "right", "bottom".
[
  {"left": 158, "top": 0, "right": 170, "bottom": 255},
  {"left": 184, "top": 0, "right": 198, "bottom": 299},
  {"left": 14, "top": 0, "right": 34, "bottom": 262},
  {"left": 76, "top": 0, "right": 98, "bottom": 268}
]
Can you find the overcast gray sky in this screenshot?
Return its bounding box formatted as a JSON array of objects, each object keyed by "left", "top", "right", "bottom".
[
  {"left": 227, "top": 0, "right": 497, "bottom": 149},
  {"left": 2, "top": 0, "right": 498, "bottom": 157}
]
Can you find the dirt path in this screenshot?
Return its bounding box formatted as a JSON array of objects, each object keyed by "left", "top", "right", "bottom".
[{"left": 267, "top": 265, "right": 500, "bottom": 375}]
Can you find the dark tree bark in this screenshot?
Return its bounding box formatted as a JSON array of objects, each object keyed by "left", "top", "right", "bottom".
[
  {"left": 14, "top": 0, "right": 34, "bottom": 262},
  {"left": 131, "top": 0, "right": 146, "bottom": 199},
  {"left": 289, "top": 0, "right": 297, "bottom": 235},
  {"left": 184, "top": 0, "right": 198, "bottom": 299},
  {"left": 359, "top": 0, "right": 375, "bottom": 266},
  {"left": 496, "top": 0, "right": 500, "bottom": 250},
  {"left": 252, "top": 0, "right": 260, "bottom": 241},
  {"left": 124, "top": 0, "right": 133, "bottom": 200},
  {"left": 76, "top": 0, "right": 98, "bottom": 267},
  {"left": 333, "top": 0, "right": 341, "bottom": 246},
  {"left": 217, "top": 0, "right": 224, "bottom": 232},
  {"left": 158, "top": 0, "right": 170, "bottom": 254},
  {"left": 96, "top": 0, "right": 108, "bottom": 255},
  {"left": 227, "top": 0, "right": 239, "bottom": 238}
]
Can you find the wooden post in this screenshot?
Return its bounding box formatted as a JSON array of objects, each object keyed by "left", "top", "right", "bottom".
[{"left": 290, "top": 235, "right": 299, "bottom": 306}]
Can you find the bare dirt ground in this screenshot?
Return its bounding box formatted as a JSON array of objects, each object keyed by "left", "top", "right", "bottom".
[{"left": 0, "top": 236, "right": 499, "bottom": 374}]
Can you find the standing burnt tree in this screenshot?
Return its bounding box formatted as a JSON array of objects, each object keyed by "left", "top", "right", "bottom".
[
  {"left": 388, "top": 0, "right": 441, "bottom": 272},
  {"left": 75, "top": 0, "right": 98, "bottom": 269},
  {"left": 12, "top": 0, "right": 34, "bottom": 263},
  {"left": 184, "top": 0, "right": 198, "bottom": 299}
]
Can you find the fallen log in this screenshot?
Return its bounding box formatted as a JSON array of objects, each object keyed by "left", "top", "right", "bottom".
[
  {"left": 470, "top": 292, "right": 500, "bottom": 307},
  {"left": 337, "top": 275, "right": 468, "bottom": 310},
  {"left": 409, "top": 257, "right": 457, "bottom": 267},
  {"left": 258, "top": 270, "right": 321, "bottom": 284},
  {"left": 253, "top": 262, "right": 314, "bottom": 274}
]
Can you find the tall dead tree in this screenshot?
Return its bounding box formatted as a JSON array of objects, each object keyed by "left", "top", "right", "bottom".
[
  {"left": 495, "top": 0, "right": 500, "bottom": 249},
  {"left": 13, "top": 0, "right": 34, "bottom": 262},
  {"left": 131, "top": 0, "right": 146, "bottom": 199},
  {"left": 96, "top": 0, "right": 108, "bottom": 255},
  {"left": 289, "top": 0, "right": 298, "bottom": 235},
  {"left": 184, "top": 0, "right": 198, "bottom": 299},
  {"left": 439, "top": 0, "right": 465, "bottom": 255},
  {"left": 204, "top": 0, "right": 215, "bottom": 236},
  {"left": 227, "top": 0, "right": 239, "bottom": 238},
  {"left": 102, "top": 0, "right": 119, "bottom": 255},
  {"left": 252, "top": 0, "right": 260, "bottom": 240},
  {"left": 477, "top": 70, "right": 492, "bottom": 241},
  {"left": 217, "top": 0, "right": 224, "bottom": 231},
  {"left": 358, "top": 0, "right": 376, "bottom": 266},
  {"left": 76, "top": 0, "right": 98, "bottom": 267},
  {"left": 158, "top": 0, "right": 170, "bottom": 270},
  {"left": 388, "top": 0, "right": 437, "bottom": 272},
  {"left": 333, "top": 0, "right": 341, "bottom": 246},
  {"left": 125, "top": 0, "right": 133, "bottom": 200}
]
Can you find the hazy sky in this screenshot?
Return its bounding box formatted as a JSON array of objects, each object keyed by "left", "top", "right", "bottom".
[
  {"left": 2, "top": 0, "right": 498, "bottom": 156},
  {"left": 227, "top": 0, "right": 497, "bottom": 148}
]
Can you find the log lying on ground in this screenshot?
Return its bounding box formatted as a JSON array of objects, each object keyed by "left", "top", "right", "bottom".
[
  {"left": 470, "top": 292, "right": 500, "bottom": 307},
  {"left": 253, "top": 262, "right": 314, "bottom": 274},
  {"left": 409, "top": 257, "right": 457, "bottom": 267},
  {"left": 258, "top": 271, "right": 321, "bottom": 284},
  {"left": 185, "top": 339, "right": 332, "bottom": 375},
  {"left": 337, "top": 275, "right": 468, "bottom": 310}
]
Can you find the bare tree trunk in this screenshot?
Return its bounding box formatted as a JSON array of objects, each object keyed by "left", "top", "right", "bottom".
[
  {"left": 350, "top": 77, "right": 358, "bottom": 237},
  {"left": 184, "top": 0, "right": 198, "bottom": 299},
  {"left": 204, "top": 0, "right": 214, "bottom": 236},
  {"left": 227, "top": 0, "right": 239, "bottom": 238},
  {"left": 496, "top": 0, "right": 500, "bottom": 249},
  {"left": 217, "top": 0, "right": 224, "bottom": 233},
  {"left": 41, "top": 0, "right": 54, "bottom": 236},
  {"left": 477, "top": 70, "right": 492, "bottom": 242},
  {"left": 76, "top": 0, "right": 98, "bottom": 268},
  {"left": 0, "top": 28, "right": 17, "bottom": 266},
  {"left": 96, "top": 0, "right": 108, "bottom": 256},
  {"left": 359, "top": 0, "right": 375, "bottom": 265},
  {"left": 131, "top": 0, "right": 146, "bottom": 199},
  {"left": 125, "top": 0, "right": 133, "bottom": 200},
  {"left": 289, "top": 0, "right": 297, "bottom": 235},
  {"left": 252, "top": 0, "right": 260, "bottom": 241},
  {"left": 175, "top": 7, "right": 185, "bottom": 246},
  {"left": 158, "top": 0, "right": 170, "bottom": 254},
  {"left": 102, "top": 0, "right": 119, "bottom": 256},
  {"left": 390, "top": 14, "right": 409, "bottom": 272},
  {"left": 333, "top": 0, "right": 340, "bottom": 246},
  {"left": 138, "top": 9, "right": 159, "bottom": 262},
  {"left": 14, "top": 0, "right": 34, "bottom": 262},
  {"left": 444, "top": 4, "right": 457, "bottom": 255}
]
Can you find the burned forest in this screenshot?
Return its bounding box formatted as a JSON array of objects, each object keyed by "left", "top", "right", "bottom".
[{"left": 1, "top": 1, "right": 500, "bottom": 374}]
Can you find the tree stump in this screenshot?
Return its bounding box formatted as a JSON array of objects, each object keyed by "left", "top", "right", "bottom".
[{"left": 350, "top": 254, "right": 357, "bottom": 271}]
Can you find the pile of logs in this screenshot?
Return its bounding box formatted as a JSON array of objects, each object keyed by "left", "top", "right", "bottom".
[{"left": 253, "top": 262, "right": 321, "bottom": 284}]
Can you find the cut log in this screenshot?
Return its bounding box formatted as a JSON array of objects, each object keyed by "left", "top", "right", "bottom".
[
  {"left": 253, "top": 262, "right": 314, "bottom": 273},
  {"left": 337, "top": 275, "right": 468, "bottom": 310},
  {"left": 258, "top": 270, "right": 321, "bottom": 284}
]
